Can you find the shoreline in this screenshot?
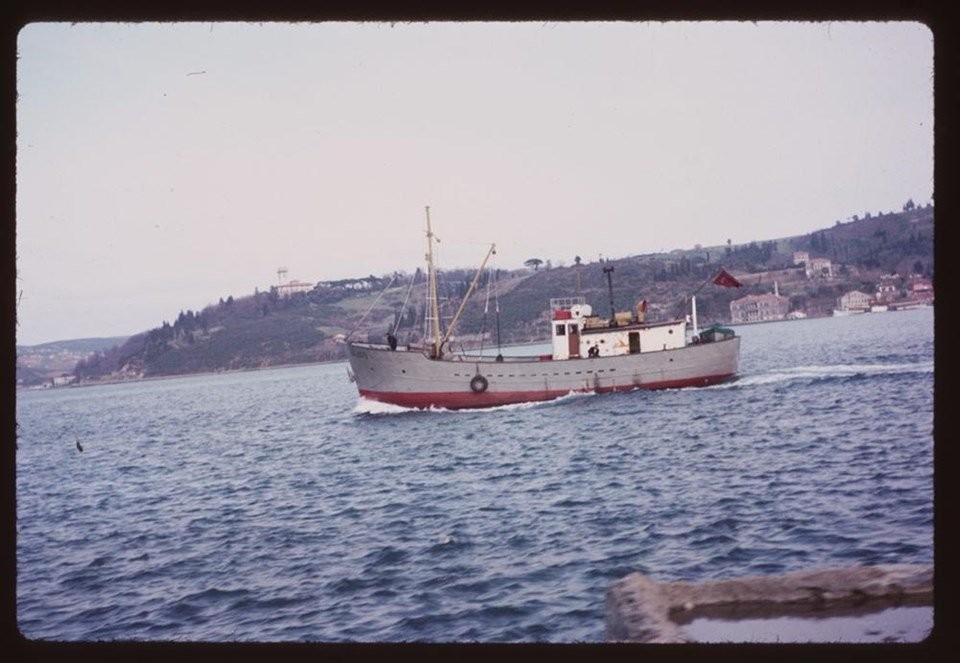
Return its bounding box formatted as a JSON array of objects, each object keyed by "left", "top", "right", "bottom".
[
  {"left": 18, "top": 306, "right": 932, "bottom": 391},
  {"left": 18, "top": 357, "right": 352, "bottom": 391}
]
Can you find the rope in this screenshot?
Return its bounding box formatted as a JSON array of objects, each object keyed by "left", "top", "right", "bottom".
[
  {"left": 478, "top": 271, "right": 492, "bottom": 355},
  {"left": 344, "top": 272, "right": 399, "bottom": 342},
  {"left": 392, "top": 270, "right": 418, "bottom": 337},
  {"left": 494, "top": 267, "right": 502, "bottom": 357},
  {"left": 672, "top": 268, "right": 729, "bottom": 321}
]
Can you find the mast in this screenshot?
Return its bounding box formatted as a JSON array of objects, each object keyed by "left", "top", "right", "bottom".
[
  {"left": 440, "top": 241, "right": 497, "bottom": 350},
  {"left": 425, "top": 206, "right": 442, "bottom": 358},
  {"left": 691, "top": 295, "right": 699, "bottom": 337}
]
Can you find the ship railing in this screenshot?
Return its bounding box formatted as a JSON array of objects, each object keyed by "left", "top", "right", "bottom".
[
  {"left": 349, "top": 341, "right": 405, "bottom": 351},
  {"left": 452, "top": 353, "right": 554, "bottom": 363},
  {"left": 550, "top": 296, "right": 586, "bottom": 312}
]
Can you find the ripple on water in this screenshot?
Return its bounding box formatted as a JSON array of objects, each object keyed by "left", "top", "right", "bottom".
[{"left": 15, "top": 311, "right": 934, "bottom": 642}]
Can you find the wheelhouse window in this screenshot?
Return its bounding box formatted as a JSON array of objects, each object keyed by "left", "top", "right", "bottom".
[{"left": 556, "top": 324, "right": 566, "bottom": 336}]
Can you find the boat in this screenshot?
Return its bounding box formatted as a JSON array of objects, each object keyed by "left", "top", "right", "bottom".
[
  {"left": 346, "top": 207, "right": 741, "bottom": 410},
  {"left": 832, "top": 307, "right": 868, "bottom": 316}
]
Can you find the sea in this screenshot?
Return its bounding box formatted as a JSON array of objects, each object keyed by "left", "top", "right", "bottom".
[{"left": 15, "top": 307, "right": 935, "bottom": 643}]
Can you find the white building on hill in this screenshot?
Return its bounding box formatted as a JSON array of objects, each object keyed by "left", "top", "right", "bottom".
[{"left": 730, "top": 283, "right": 790, "bottom": 324}]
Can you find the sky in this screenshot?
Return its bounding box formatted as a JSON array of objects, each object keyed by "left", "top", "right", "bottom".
[{"left": 15, "top": 21, "right": 933, "bottom": 346}]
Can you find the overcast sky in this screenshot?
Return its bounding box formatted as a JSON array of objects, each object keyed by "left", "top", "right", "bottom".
[{"left": 15, "top": 21, "right": 933, "bottom": 345}]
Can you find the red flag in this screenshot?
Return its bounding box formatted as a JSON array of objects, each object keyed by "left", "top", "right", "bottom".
[{"left": 713, "top": 268, "right": 742, "bottom": 288}]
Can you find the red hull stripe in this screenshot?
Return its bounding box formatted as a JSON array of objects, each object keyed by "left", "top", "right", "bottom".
[{"left": 358, "top": 373, "right": 735, "bottom": 410}]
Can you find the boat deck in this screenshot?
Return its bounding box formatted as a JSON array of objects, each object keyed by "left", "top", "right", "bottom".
[{"left": 349, "top": 342, "right": 553, "bottom": 363}]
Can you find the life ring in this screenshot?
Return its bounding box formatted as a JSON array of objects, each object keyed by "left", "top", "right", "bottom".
[{"left": 470, "top": 374, "right": 489, "bottom": 393}]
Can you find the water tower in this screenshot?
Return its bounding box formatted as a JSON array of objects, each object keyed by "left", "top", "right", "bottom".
[{"left": 277, "top": 267, "right": 288, "bottom": 287}]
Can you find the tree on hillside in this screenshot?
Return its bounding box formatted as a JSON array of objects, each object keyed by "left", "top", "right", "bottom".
[
  {"left": 524, "top": 258, "right": 543, "bottom": 271},
  {"left": 903, "top": 198, "right": 915, "bottom": 211}
]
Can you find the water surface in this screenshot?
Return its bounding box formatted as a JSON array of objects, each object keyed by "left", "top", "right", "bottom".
[{"left": 16, "top": 308, "right": 934, "bottom": 642}]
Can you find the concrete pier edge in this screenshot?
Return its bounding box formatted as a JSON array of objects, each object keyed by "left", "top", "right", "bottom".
[{"left": 605, "top": 563, "right": 933, "bottom": 643}]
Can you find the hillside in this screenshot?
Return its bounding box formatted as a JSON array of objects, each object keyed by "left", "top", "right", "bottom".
[
  {"left": 16, "top": 336, "right": 130, "bottom": 386},
  {"left": 63, "top": 203, "right": 933, "bottom": 384}
]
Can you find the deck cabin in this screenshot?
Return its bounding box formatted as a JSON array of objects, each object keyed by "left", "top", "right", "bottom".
[{"left": 549, "top": 297, "right": 686, "bottom": 360}]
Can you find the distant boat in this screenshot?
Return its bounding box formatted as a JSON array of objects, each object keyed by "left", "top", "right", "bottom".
[
  {"left": 833, "top": 308, "right": 867, "bottom": 316},
  {"left": 870, "top": 304, "right": 889, "bottom": 313},
  {"left": 891, "top": 301, "right": 931, "bottom": 311},
  {"left": 346, "top": 208, "right": 741, "bottom": 410}
]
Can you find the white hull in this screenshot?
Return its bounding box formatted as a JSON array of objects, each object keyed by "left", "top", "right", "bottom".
[{"left": 833, "top": 308, "right": 867, "bottom": 316}]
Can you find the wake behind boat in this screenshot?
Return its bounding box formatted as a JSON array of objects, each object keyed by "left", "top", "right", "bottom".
[{"left": 347, "top": 207, "right": 741, "bottom": 410}]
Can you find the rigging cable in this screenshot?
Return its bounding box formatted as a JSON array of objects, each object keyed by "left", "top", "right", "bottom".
[
  {"left": 479, "top": 268, "right": 492, "bottom": 356},
  {"left": 344, "top": 272, "right": 399, "bottom": 342},
  {"left": 435, "top": 268, "right": 449, "bottom": 353},
  {"left": 392, "top": 269, "right": 419, "bottom": 340},
  {"left": 494, "top": 266, "right": 502, "bottom": 359}
]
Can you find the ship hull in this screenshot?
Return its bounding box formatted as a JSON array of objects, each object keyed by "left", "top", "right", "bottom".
[{"left": 347, "top": 336, "right": 740, "bottom": 410}]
